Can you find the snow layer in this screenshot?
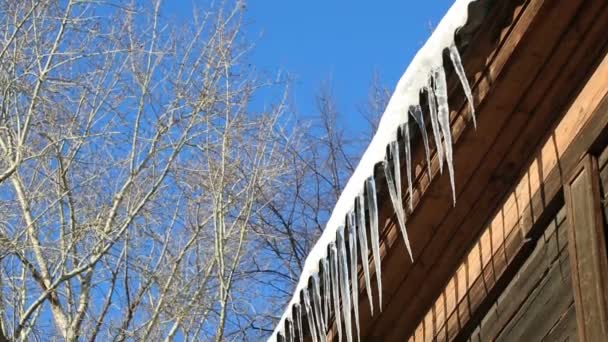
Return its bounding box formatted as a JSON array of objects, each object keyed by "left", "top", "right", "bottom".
[{"left": 269, "top": 1, "right": 477, "bottom": 340}]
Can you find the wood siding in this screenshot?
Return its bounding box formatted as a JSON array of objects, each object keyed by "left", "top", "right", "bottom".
[
  {"left": 466, "top": 206, "right": 576, "bottom": 341},
  {"left": 462, "top": 147, "right": 608, "bottom": 342}
]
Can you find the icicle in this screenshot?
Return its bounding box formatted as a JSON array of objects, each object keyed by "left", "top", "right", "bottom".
[
  {"left": 330, "top": 242, "right": 343, "bottom": 342},
  {"left": 322, "top": 257, "right": 331, "bottom": 330},
  {"left": 347, "top": 211, "right": 360, "bottom": 342},
  {"left": 312, "top": 273, "right": 327, "bottom": 342},
  {"left": 287, "top": 318, "right": 295, "bottom": 342},
  {"left": 337, "top": 226, "right": 353, "bottom": 342},
  {"left": 356, "top": 193, "right": 373, "bottom": 315},
  {"left": 384, "top": 141, "right": 413, "bottom": 261},
  {"left": 400, "top": 124, "right": 414, "bottom": 211},
  {"left": 410, "top": 104, "right": 432, "bottom": 178},
  {"left": 365, "top": 177, "right": 382, "bottom": 310},
  {"left": 427, "top": 77, "right": 444, "bottom": 174},
  {"left": 449, "top": 43, "right": 476, "bottom": 128},
  {"left": 433, "top": 67, "right": 456, "bottom": 204},
  {"left": 391, "top": 141, "right": 403, "bottom": 207},
  {"left": 295, "top": 303, "right": 304, "bottom": 342},
  {"left": 303, "top": 288, "right": 319, "bottom": 342}
]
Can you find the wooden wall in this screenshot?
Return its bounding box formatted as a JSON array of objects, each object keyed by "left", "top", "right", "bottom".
[
  {"left": 465, "top": 205, "right": 577, "bottom": 341},
  {"left": 462, "top": 145, "right": 608, "bottom": 342}
]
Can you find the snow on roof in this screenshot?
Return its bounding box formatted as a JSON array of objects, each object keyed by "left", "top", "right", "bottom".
[{"left": 270, "top": 1, "right": 480, "bottom": 340}]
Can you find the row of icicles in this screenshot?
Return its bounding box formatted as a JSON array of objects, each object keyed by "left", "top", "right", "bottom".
[{"left": 275, "top": 44, "right": 475, "bottom": 342}]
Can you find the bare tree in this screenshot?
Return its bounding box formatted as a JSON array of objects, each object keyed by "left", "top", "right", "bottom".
[
  {"left": 0, "top": 0, "right": 395, "bottom": 339},
  {"left": 248, "top": 78, "right": 388, "bottom": 332},
  {"left": 358, "top": 70, "right": 392, "bottom": 138},
  {"left": 0, "top": 1, "right": 292, "bottom": 340}
]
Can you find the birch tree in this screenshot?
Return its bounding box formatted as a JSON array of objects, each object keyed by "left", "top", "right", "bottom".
[{"left": 0, "top": 0, "right": 290, "bottom": 340}]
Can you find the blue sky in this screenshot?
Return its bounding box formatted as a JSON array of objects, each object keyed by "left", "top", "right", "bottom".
[
  {"left": 246, "top": 1, "right": 453, "bottom": 119},
  {"left": 165, "top": 1, "right": 454, "bottom": 132}
]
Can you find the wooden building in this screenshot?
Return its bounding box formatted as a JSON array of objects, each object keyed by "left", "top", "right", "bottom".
[{"left": 271, "top": 0, "right": 608, "bottom": 341}]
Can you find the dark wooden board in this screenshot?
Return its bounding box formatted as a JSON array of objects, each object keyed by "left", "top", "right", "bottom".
[
  {"left": 460, "top": 205, "right": 575, "bottom": 342},
  {"left": 496, "top": 251, "right": 573, "bottom": 342}
]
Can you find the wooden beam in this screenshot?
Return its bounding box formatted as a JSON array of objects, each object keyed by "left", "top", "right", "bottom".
[{"left": 565, "top": 155, "right": 608, "bottom": 342}]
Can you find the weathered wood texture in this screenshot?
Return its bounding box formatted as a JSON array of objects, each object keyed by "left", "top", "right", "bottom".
[
  {"left": 466, "top": 206, "right": 576, "bottom": 342},
  {"left": 462, "top": 147, "right": 608, "bottom": 342},
  {"left": 566, "top": 155, "right": 608, "bottom": 342}
]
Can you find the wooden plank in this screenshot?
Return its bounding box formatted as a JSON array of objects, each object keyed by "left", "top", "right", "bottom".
[
  {"left": 445, "top": 226, "right": 524, "bottom": 341},
  {"left": 542, "top": 302, "right": 578, "bottom": 342},
  {"left": 455, "top": 223, "right": 576, "bottom": 342},
  {"left": 565, "top": 155, "right": 608, "bottom": 342},
  {"left": 597, "top": 144, "right": 608, "bottom": 172},
  {"left": 460, "top": 207, "right": 568, "bottom": 341},
  {"left": 599, "top": 157, "right": 608, "bottom": 227},
  {"left": 455, "top": 207, "right": 571, "bottom": 341},
  {"left": 495, "top": 251, "right": 572, "bottom": 342}
]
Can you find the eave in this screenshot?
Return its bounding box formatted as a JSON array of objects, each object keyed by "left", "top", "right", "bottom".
[{"left": 271, "top": 0, "right": 608, "bottom": 341}]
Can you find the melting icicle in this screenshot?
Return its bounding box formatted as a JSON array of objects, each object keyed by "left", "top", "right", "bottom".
[
  {"left": 356, "top": 193, "right": 373, "bottom": 314},
  {"left": 433, "top": 67, "right": 456, "bottom": 204},
  {"left": 391, "top": 141, "right": 403, "bottom": 209},
  {"left": 337, "top": 227, "right": 353, "bottom": 342},
  {"left": 322, "top": 258, "right": 331, "bottom": 330},
  {"left": 384, "top": 141, "right": 414, "bottom": 261},
  {"left": 287, "top": 318, "right": 294, "bottom": 342},
  {"left": 312, "top": 273, "right": 327, "bottom": 342},
  {"left": 400, "top": 125, "right": 414, "bottom": 211},
  {"left": 347, "top": 211, "right": 360, "bottom": 342},
  {"left": 427, "top": 78, "right": 444, "bottom": 174},
  {"left": 295, "top": 303, "right": 304, "bottom": 342},
  {"left": 365, "top": 177, "right": 382, "bottom": 310},
  {"left": 449, "top": 43, "right": 476, "bottom": 128},
  {"left": 303, "top": 288, "right": 319, "bottom": 342},
  {"left": 330, "top": 242, "right": 343, "bottom": 342},
  {"left": 410, "top": 104, "right": 432, "bottom": 178}
]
